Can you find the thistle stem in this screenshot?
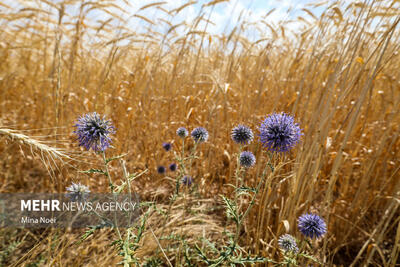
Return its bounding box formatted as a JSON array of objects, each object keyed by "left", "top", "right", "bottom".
[{"left": 102, "top": 151, "right": 122, "bottom": 240}]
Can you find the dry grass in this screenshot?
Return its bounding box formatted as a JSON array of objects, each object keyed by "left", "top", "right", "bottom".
[{"left": 0, "top": 0, "right": 399, "bottom": 266}]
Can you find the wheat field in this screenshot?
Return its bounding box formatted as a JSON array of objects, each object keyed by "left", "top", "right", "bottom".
[{"left": 0, "top": 0, "right": 399, "bottom": 266}]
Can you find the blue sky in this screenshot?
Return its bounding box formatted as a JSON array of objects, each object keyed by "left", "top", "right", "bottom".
[
  {"left": 2, "top": 0, "right": 327, "bottom": 42},
  {"left": 116, "top": 0, "right": 324, "bottom": 36}
]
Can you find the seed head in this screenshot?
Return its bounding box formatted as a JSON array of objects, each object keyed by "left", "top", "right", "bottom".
[
  {"left": 278, "top": 234, "right": 298, "bottom": 253},
  {"left": 176, "top": 127, "right": 189, "bottom": 138},
  {"left": 239, "top": 151, "right": 256, "bottom": 168},
  {"left": 74, "top": 112, "right": 115, "bottom": 152},
  {"left": 231, "top": 125, "right": 254, "bottom": 145},
  {"left": 157, "top": 166, "right": 166, "bottom": 174},
  {"left": 298, "top": 213, "right": 327, "bottom": 239},
  {"left": 191, "top": 127, "right": 209, "bottom": 143},
  {"left": 66, "top": 182, "right": 90, "bottom": 202},
  {"left": 169, "top": 163, "right": 177, "bottom": 171},
  {"left": 258, "top": 113, "right": 302, "bottom": 152},
  {"left": 181, "top": 175, "right": 193, "bottom": 186},
  {"left": 162, "top": 142, "right": 172, "bottom": 151}
]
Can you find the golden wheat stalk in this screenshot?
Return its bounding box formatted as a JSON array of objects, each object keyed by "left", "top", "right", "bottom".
[{"left": 0, "top": 128, "right": 70, "bottom": 163}]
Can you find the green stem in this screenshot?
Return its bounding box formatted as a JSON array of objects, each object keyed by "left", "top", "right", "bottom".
[
  {"left": 233, "top": 145, "right": 243, "bottom": 245},
  {"left": 188, "top": 142, "right": 198, "bottom": 174},
  {"left": 241, "top": 153, "right": 273, "bottom": 222},
  {"left": 235, "top": 153, "right": 274, "bottom": 252},
  {"left": 102, "top": 151, "right": 122, "bottom": 240},
  {"left": 102, "top": 152, "right": 114, "bottom": 192}
]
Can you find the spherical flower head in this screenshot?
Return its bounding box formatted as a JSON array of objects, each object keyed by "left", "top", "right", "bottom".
[
  {"left": 278, "top": 234, "right": 299, "bottom": 253},
  {"left": 231, "top": 125, "right": 254, "bottom": 145},
  {"left": 176, "top": 127, "right": 189, "bottom": 138},
  {"left": 298, "top": 213, "right": 327, "bottom": 239},
  {"left": 162, "top": 142, "right": 172, "bottom": 151},
  {"left": 181, "top": 175, "right": 193, "bottom": 186},
  {"left": 191, "top": 127, "right": 209, "bottom": 143},
  {"left": 258, "top": 113, "right": 302, "bottom": 153},
  {"left": 74, "top": 112, "right": 115, "bottom": 152},
  {"left": 239, "top": 151, "right": 256, "bottom": 168},
  {"left": 169, "top": 163, "right": 177, "bottom": 172},
  {"left": 157, "top": 166, "right": 166, "bottom": 174},
  {"left": 66, "top": 182, "right": 90, "bottom": 202}
]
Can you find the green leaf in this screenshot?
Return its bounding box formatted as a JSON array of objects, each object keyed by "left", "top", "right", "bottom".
[
  {"left": 220, "top": 195, "right": 239, "bottom": 223},
  {"left": 201, "top": 237, "right": 219, "bottom": 253},
  {"left": 105, "top": 153, "right": 127, "bottom": 164},
  {"left": 194, "top": 244, "right": 213, "bottom": 265},
  {"left": 230, "top": 255, "right": 277, "bottom": 264},
  {"left": 298, "top": 253, "right": 321, "bottom": 264},
  {"left": 77, "top": 221, "right": 112, "bottom": 244},
  {"left": 236, "top": 186, "right": 256, "bottom": 193},
  {"left": 79, "top": 168, "right": 108, "bottom": 176}
]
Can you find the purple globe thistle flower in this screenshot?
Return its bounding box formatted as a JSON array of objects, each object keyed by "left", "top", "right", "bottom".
[
  {"left": 181, "top": 175, "right": 193, "bottom": 186},
  {"left": 231, "top": 125, "right": 254, "bottom": 145},
  {"left": 258, "top": 113, "right": 302, "bottom": 153},
  {"left": 298, "top": 213, "right": 327, "bottom": 239},
  {"left": 162, "top": 142, "right": 172, "bottom": 151},
  {"left": 278, "top": 234, "right": 299, "bottom": 253},
  {"left": 176, "top": 127, "right": 189, "bottom": 138},
  {"left": 66, "top": 182, "right": 90, "bottom": 202},
  {"left": 191, "top": 127, "right": 209, "bottom": 143},
  {"left": 74, "top": 112, "right": 115, "bottom": 152},
  {"left": 157, "top": 166, "right": 166, "bottom": 174},
  {"left": 169, "top": 163, "right": 177, "bottom": 171},
  {"left": 239, "top": 151, "right": 256, "bottom": 168}
]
